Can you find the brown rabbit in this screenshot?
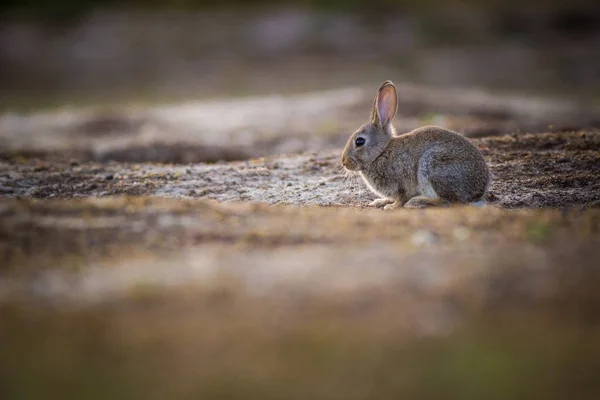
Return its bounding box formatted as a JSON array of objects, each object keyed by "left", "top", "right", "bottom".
[{"left": 341, "top": 81, "right": 490, "bottom": 209}]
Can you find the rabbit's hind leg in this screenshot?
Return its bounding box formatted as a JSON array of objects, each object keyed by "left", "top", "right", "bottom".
[
  {"left": 404, "top": 196, "right": 445, "bottom": 209},
  {"left": 410, "top": 165, "right": 447, "bottom": 208}
]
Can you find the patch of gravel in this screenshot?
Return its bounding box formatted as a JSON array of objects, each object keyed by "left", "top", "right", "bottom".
[{"left": 1, "top": 131, "right": 599, "bottom": 208}]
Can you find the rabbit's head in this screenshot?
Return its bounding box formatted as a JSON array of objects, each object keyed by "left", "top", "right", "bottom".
[{"left": 341, "top": 81, "right": 398, "bottom": 171}]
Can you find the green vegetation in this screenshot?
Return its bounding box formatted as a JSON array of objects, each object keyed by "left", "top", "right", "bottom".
[{"left": 526, "top": 220, "right": 553, "bottom": 244}]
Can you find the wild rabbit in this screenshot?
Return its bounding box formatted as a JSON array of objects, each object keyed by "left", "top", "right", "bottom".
[{"left": 341, "top": 81, "right": 490, "bottom": 209}]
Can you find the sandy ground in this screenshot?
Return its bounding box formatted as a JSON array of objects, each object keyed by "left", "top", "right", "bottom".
[{"left": 1, "top": 85, "right": 599, "bottom": 399}]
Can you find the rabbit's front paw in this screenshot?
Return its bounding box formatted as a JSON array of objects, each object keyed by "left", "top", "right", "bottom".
[
  {"left": 383, "top": 200, "right": 402, "bottom": 210},
  {"left": 369, "top": 198, "right": 393, "bottom": 208}
]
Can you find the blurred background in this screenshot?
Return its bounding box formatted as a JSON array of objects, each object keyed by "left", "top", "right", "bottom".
[{"left": 1, "top": 0, "right": 599, "bottom": 110}]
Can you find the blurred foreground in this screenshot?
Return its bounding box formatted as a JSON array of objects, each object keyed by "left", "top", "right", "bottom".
[{"left": 1, "top": 198, "right": 600, "bottom": 399}]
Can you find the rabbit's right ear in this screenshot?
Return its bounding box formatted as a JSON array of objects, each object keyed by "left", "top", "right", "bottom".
[{"left": 371, "top": 81, "right": 398, "bottom": 127}]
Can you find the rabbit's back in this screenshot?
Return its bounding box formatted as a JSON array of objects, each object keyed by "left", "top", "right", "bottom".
[{"left": 395, "top": 126, "right": 481, "bottom": 156}]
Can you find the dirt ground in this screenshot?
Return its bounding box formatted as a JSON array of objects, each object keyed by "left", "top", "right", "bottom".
[
  {"left": 1, "top": 130, "right": 599, "bottom": 208},
  {"left": 1, "top": 85, "right": 600, "bottom": 399}
]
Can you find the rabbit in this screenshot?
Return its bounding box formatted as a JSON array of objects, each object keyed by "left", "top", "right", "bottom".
[{"left": 341, "top": 80, "right": 490, "bottom": 209}]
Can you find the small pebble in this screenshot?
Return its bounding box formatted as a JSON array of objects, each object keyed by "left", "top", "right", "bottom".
[
  {"left": 0, "top": 185, "right": 15, "bottom": 194},
  {"left": 411, "top": 230, "right": 438, "bottom": 247},
  {"left": 452, "top": 227, "right": 470, "bottom": 241}
]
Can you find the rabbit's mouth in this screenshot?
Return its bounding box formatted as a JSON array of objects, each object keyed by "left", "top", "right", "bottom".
[{"left": 341, "top": 156, "right": 361, "bottom": 171}]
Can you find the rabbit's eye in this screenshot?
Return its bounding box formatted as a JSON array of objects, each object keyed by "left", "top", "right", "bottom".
[{"left": 355, "top": 137, "right": 366, "bottom": 147}]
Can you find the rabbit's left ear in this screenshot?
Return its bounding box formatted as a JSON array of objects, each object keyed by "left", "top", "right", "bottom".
[{"left": 372, "top": 81, "right": 397, "bottom": 127}]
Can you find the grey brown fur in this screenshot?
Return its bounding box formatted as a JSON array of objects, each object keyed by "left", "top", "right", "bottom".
[{"left": 341, "top": 81, "right": 490, "bottom": 209}]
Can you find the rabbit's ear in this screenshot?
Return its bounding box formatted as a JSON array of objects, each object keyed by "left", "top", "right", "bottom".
[{"left": 371, "top": 81, "right": 397, "bottom": 127}]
